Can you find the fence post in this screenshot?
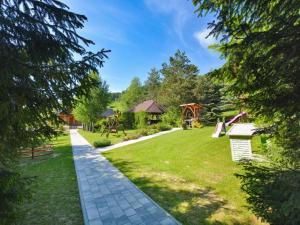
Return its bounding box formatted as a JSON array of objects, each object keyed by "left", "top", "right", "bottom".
[{"left": 31, "top": 146, "right": 34, "bottom": 159}]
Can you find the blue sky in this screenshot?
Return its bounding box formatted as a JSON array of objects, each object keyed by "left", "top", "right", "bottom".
[{"left": 64, "top": 0, "right": 224, "bottom": 92}]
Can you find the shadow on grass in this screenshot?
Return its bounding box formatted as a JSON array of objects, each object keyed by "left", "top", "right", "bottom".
[
  {"left": 105, "top": 158, "right": 256, "bottom": 225},
  {"left": 17, "top": 141, "right": 83, "bottom": 225}
]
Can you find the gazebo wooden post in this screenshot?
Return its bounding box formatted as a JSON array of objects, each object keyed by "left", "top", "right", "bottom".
[{"left": 181, "top": 107, "right": 185, "bottom": 123}]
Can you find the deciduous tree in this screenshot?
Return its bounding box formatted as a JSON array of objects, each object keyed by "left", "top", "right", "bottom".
[
  {"left": 73, "top": 72, "right": 109, "bottom": 132},
  {"left": 120, "top": 77, "right": 145, "bottom": 110}
]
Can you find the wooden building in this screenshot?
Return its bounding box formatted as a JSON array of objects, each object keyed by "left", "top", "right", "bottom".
[
  {"left": 58, "top": 112, "right": 81, "bottom": 127},
  {"left": 129, "top": 100, "right": 166, "bottom": 124}
]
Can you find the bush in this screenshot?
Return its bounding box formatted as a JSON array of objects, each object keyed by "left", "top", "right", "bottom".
[
  {"left": 157, "top": 123, "right": 172, "bottom": 131},
  {"left": 148, "top": 123, "right": 172, "bottom": 131},
  {"left": 134, "top": 112, "right": 148, "bottom": 129},
  {"left": 148, "top": 123, "right": 159, "bottom": 130},
  {"left": 93, "top": 139, "right": 111, "bottom": 147},
  {"left": 137, "top": 129, "right": 149, "bottom": 136},
  {"left": 192, "top": 120, "right": 202, "bottom": 128},
  {"left": 161, "top": 108, "right": 181, "bottom": 127},
  {"left": 94, "top": 119, "right": 106, "bottom": 132},
  {"left": 182, "top": 122, "right": 188, "bottom": 130},
  {"left": 120, "top": 112, "right": 135, "bottom": 129},
  {"left": 123, "top": 134, "right": 141, "bottom": 141},
  {"left": 147, "top": 129, "right": 160, "bottom": 135}
]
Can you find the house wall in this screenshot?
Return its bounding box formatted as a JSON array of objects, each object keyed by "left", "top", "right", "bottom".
[{"left": 59, "top": 113, "right": 81, "bottom": 126}]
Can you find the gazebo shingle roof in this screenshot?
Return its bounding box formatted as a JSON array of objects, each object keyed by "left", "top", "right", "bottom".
[
  {"left": 101, "top": 108, "right": 115, "bottom": 118},
  {"left": 129, "top": 100, "right": 165, "bottom": 114}
]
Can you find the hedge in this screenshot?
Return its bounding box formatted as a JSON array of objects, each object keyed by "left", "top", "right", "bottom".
[{"left": 93, "top": 139, "right": 111, "bottom": 147}]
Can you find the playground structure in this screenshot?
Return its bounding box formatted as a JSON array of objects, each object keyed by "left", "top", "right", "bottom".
[
  {"left": 225, "top": 112, "right": 247, "bottom": 126},
  {"left": 212, "top": 112, "right": 247, "bottom": 138},
  {"left": 101, "top": 111, "right": 126, "bottom": 138},
  {"left": 180, "top": 103, "right": 203, "bottom": 127},
  {"left": 212, "top": 122, "right": 226, "bottom": 138}
]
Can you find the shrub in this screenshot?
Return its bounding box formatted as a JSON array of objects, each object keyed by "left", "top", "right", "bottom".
[
  {"left": 161, "top": 107, "right": 181, "bottom": 127},
  {"left": 147, "top": 129, "right": 160, "bottom": 135},
  {"left": 137, "top": 129, "right": 149, "bottom": 136},
  {"left": 94, "top": 119, "right": 106, "bottom": 132},
  {"left": 149, "top": 123, "right": 172, "bottom": 131},
  {"left": 93, "top": 139, "right": 111, "bottom": 147},
  {"left": 120, "top": 112, "right": 135, "bottom": 129},
  {"left": 148, "top": 123, "right": 159, "bottom": 130},
  {"left": 134, "top": 112, "right": 148, "bottom": 129},
  {"left": 157, "top": 123, "right": 172, "bottom": 131},
  {"left": 123, "top": 134, "right": 141, "bottom": 141},
  {"left": 182, "top": 122, "right": 188, "bottom": 130},
  {"left": 192, "top": 120, "right": 202, "bottom": 128}
]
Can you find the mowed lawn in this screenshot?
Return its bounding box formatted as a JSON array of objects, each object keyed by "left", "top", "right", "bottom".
[
  {"left": 78, "top": 128, "right": 138, "bottom": 145},
  {"left": 17, "top": 133, "right": 83, "bottom": 225},
  {"left": 103, "top": 127, "right": 264, "bottom": 225}
]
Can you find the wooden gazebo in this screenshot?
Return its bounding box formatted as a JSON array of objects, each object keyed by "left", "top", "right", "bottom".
[
  {"left": 180, "top": 103, "right": 203, "bottom": 126},
  {"left": 129, "top": 100, "right": 166, "bottom": 124}
]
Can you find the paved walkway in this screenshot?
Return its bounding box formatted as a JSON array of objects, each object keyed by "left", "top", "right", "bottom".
[
  {"left": 96, "top": 128, "right": 181, "bottom": 153},
  {"left": 70, "top": 129, "right": 181, "bottom": 225}
]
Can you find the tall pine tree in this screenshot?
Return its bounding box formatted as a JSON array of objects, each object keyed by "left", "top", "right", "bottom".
[
  {"left": 0, "top": 1, "right": 108, "bottom": 222},
  {"left": 144, "top": 68, "right": 161, "bottom": 102},
  {"left": 194, "top": 74, "right": 222, "bottom": 124},
  {"left": 193, "top": 0, "right": 300, "bottom": 224},
  {"left": 160, "top": 50, "right": 199, "bottom": 108}
]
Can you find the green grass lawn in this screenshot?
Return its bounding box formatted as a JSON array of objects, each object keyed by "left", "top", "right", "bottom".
[
  {"left": 103, "top": 126, "right": 265, "bottom": 225},
  {"left": 78, "top": 128, "right": 138, "bottom": 145},
  {"left": 17, "top": 133, "right": 83, "bottom": 225}
]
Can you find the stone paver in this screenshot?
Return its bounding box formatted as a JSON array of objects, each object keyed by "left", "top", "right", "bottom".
[{"left": 71, "top": 129, "right": 181, "bottom": 225}]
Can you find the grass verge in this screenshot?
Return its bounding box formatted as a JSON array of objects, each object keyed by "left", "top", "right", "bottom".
[
  {"left": 78, "top": 128, "right": 137, "bottom": 145},
  {"left": 17, "top": 133, "right": 83, "bottom": 225}
]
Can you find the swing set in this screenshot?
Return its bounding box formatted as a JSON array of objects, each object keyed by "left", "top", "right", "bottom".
[{"left": 101, "top": 111, "right": 126, "bottom": 138}]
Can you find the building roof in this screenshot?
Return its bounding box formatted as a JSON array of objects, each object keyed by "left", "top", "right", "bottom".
[
  {"left": 101, "top": 108, "right": 115, "bottom": 118},
  {"left": 179, "top": 103, "right": 202, "bottom": 109},
  {"left": 227, "top": 123, "right": 256, "bottom": 136},
  {"left": 129, "top": 100, "right": 165, "bottom": 114}
]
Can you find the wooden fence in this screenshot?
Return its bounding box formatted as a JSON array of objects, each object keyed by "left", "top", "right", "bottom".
[{"left": 21, "top": 144, "right": 53, "bottom": 159}]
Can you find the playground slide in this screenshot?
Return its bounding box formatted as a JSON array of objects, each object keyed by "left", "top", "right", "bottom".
[
  {"left": 225, "top": 112, "right": 246, "bottom": 126},
  {"left": 212, "top": 122, "right": 224, "bottom": 138}
]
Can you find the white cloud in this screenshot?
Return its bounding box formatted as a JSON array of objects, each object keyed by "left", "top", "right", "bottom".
[
  {"left": 194, "top": 28, "right": 217, "bottom": 48},
  {"left": 144, "top": 0, "right": 193, "bottom": 45},
  {"left": 65, "top": 0, "right": 137, "bottom": 45}
]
